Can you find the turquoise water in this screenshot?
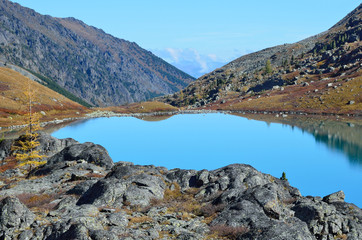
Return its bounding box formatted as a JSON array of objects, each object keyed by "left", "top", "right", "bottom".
[{"left": 52, "top": 113, "right": 362, "bottom": 207}]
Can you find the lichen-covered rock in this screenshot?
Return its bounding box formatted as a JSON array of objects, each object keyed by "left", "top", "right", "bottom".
[
  {"left": 78, "top": 165, "right": 166, "bottom": 207},
  {"left": 0, "top": 196, "right": 35, "bottom": 232},
  {"left": 46, "top": 142, "right": 114, "bottom": 169},
  {"left": 36, "top": 132, "right": 78, "bottom": 157},
  {"left": 323, "top": 190, "right": 345, "bottom": 203},
  {"left": 0, "top": 138, "right": 13, "bottom": 162}
]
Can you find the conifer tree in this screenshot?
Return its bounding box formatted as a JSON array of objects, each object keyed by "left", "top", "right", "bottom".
[
  {"left": 280, "top": 172, "right": 288, "bottom": 181},
  {"left": 265, "top": 59, "right": 272, "bottom": 75},
  {"left": 12, "top": 78, "right": 46, "bottom": 171}
]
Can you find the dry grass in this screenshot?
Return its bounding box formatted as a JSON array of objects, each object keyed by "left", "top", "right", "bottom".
[
  {"left": 297, "top": 75, "right": 362, "bottom": 114},
  {"left": 207, "top": 71, "right": 361, "bottom": 115},
  {"left": 163, "top": 183, "right": 202, "bottom": 215},
  {"left": 334, "top": 234, "right": 348, "bottom": 240},
  {"left": 98, "top": 101, "right": 178, "bottom": 114},
  {"left": 144, "top": 182, "right": 204, "bottom": 221},
  {"left": 0, "top": 67, "right": 84, "bottom": 112},
  {"left": 128, "top": 215, "right": 153, "bottom": 225},
  {"left": 0, "top": 67, "right": 87, "bottom": 127}
]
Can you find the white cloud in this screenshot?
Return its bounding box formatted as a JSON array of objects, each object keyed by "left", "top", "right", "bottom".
[
  {"left": 151, "top": 48, "right": 227, "bottom": 78},
  {"left": 165, "top": 48, "right": 180, "bottom": 63},
  {"left": 207, "top": 54, "right": 217, "bottom": 61}
]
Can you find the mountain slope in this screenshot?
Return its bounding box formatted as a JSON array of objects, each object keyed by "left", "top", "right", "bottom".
[
  {"left": 0, "top": 67, "right": 87, "bottom": 127},
  {"left": 161, "top": 4, "right": 361, "bottom": 115},
  {"left": 0, "top": 0, "right": 195, "bottom": 107}
]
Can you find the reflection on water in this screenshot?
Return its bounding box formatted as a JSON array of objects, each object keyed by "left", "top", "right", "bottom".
[
  {"left": 135, "top": 115, "right": 173, "bottom": 122},
  {"left": 0, "top": 119, "right": 83, "bottom": 139},
  {"left": 285, "top": 119, "right": 361, "bottom": 166},
  {"left": 313, "top": 129, "right": 361, "bottom": 166},
  {"left": 287, "top": 119, "right": 361, "bottom": 166},
  {"left": 236, "top": 114, "right": 362, "bottom": 167}
]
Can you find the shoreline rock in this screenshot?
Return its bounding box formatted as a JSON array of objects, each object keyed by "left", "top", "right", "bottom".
[{"left": 0, "top": 133, "right": 361, "bottom": 239}]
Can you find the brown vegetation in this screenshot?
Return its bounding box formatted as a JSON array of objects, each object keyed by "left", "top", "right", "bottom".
[
  {"left": 0, "top": 157, "right": 17, "bottom": 173},
  {"left": 209, "top": 224, "right": 249, "bottom": 239},
  {"left": 0, "top": 67, "right": 88, "bottom": 128},
  {"left": 98, "top": 101, "right": 178, "bottom": 114},
  {"left": 205, "top": 71, "right": 361, "bottom": 115},
  {"left": 16, "top": 192, "right": 59, "bottom": 211}
]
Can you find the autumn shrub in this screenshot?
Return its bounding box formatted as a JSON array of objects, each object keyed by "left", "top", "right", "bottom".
[
  {"left": 17, "top": 193, "right": 58, "bottom": 210},
  {"left": 0, "top": 157, "right": 17, "bottom": 173},
  {"left": 163, "top": 184, "right": 202, "bottom": 214},
  {"left": 128, "top": 216, "right": 153, "bottom": 226},
  {"left": 199, "top": 203, "right": 226, "bottom": 218},
  {"left": 147, "top": 182, "right": 202, "bottom": 215},
  {"left": 86, "top": 172, "right": 105, "bottom": 178},
  {"left": 210, "top": 224, "right": 249, "bottom": 239}
]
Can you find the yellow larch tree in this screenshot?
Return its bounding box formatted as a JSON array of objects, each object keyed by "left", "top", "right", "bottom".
[{"left": 11, "top": 78, "right": 46, "bottom": 171}]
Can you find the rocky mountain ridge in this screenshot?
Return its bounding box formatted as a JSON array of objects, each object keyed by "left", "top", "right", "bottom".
[
  {"left": 0, "top": 133, "right": 361, "bottom": 239},
  {"left": 160, "top": 4, "right": 361, "bottom": 115},
  {"left": 0, "top": 0, "right": 195, "bottom": 107}
]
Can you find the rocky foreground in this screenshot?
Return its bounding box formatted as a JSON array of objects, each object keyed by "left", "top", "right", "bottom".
[{"left": 0, "top": 133, "right": 361, "bottom": 240}]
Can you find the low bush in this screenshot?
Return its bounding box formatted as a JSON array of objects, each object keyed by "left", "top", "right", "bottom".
[
  {"left": 199, "top": 203, "right": 226, "bottom": 218},
  {"left": 210, "top": 224, "right": 249, "bottom": 239},
  {"left": 0, "top": 157, "right": 17, "bottom": 173},
  {"left": 16, "top": 193, "right": 58, "bottom": 210},
  {"left": 128, "top": 216, "right": 153, "bottom": 226}
]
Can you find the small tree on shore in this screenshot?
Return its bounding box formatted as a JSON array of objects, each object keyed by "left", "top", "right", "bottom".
[{"left": 11, "top": 78, "right": 45, "bottom": 171}]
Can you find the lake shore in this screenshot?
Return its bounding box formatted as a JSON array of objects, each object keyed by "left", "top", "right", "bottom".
[{"left": 2, "top": 107, "right": 361, "bottom": 137}]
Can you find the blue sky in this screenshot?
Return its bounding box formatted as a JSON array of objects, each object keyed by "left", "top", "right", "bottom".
[{"left": 11, "top": 0, "right": 361, "bottom": 77}]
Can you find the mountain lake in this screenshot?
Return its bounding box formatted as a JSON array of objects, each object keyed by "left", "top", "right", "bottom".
[{"left": 51, "top": 113, "right": 362, "bottom": 207}]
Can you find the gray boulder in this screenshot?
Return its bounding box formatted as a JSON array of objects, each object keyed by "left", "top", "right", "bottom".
[
  {"left": 47, "top": 142, "right": 114, "bottom": 169},
  {"left": 66, "top": 180, "right": 98, "bottom": 195},
  {"left": 36, "top": 132, "right": 78, "bottom": 157},
  {"left": 78, "top": 165, "right": 166, "bottom": 207},
  {"left": 0, "top": 138, "right": 13, "bottom": 162},
  {"left": 0, "top": 196, "right": 35, "bottom": 231},
  {"left": 57, "top": 224, "right": 91, "bottom": 240},
  {"left": 32, "top": 142, "right": 114, "bottom": 176},
  {"left": 323, "top": 190, "right": 345, "bottom": 203},
  {"left": 76, "top": 178, "right": 127, "bottom": 207}
]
